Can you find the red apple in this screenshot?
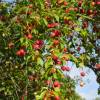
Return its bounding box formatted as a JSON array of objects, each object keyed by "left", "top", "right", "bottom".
[
  {"left": 65, "top": 9, "right": 70, "bottom": 13},
  {"left": 55, "top": 96, "right": 60, "bottom": 100},
  {"left": 80, "top": 9, "right": 85, "bottom": 14},
  {"left": 87, "top": 9, "right": 93, "bottom": 15},
  {"left": 78, "top": 1, "right": 82, "bottom": 7},
  {"left": 96, "top": 1, "right": 100, "bottom": 5},
  {"left": 16, "top": 49, "right": 26, "bottom": 57},
  {"left": 32, "top": 44, "right": 40, "bottom": 50},
  {"left": 50, "top": 30, "right": 60, "bottom": 37},
  {"left": 77, "top": 47, "right": 81, "bottom": 51},
  {"left": 53, "top": 81, "right": 60, "bottom": 88},
  {"left": 63, "top": 48, "right": 67, "bottom": 52},
  {"left": 52, "top": 55, "right": 58, "bottom": 61},
  {"left": 56, "top": 60, "right": 62, "bottom": 65},
  {"left": 53, "top": 40, "right": 59, "bottom": 45},
  {"left": 80, "top": 72, "right": 85, "bottom": 77},
  {"left": 61, "top": 66, "right": 67, "bottom": 71},
  {"left": 47, "top": 23, "right": 59, "bottom": 28},
  {"left": 91, "top": 2, "right": 95, "bottom": 6},
  {"left": 21, "top": 95, "right": 24, "bottom": 100},
  {"left": 35, "top": 40, "right": 44, "bottom": 45},
  {"left": 74, "top": 7, "right": 78, "bottom": 12},
  {"left": 64, "top": 1, "right": 68, "bottom": 6},
  {"left": 28, "top": 4, "right": 33, "bottom": 8},
  {"left": 26, "top": 33, "right": 33, "bottom": 39},
  {"left": 64, "top": 19, "right": 70, "bottom": 24},
  {"left": 93, "top": 11, "right": 97, "bottom": 16},
  {"left": 83, "top": 21, "right": 88, "bottom": 28},
  {"left": 65, "top": 66, "right": 70, "bottom": 71},
  {"left": 46, "top": 80, "right": 51, "bottom": 85},
  {"left": 50, "top": 32, "right": 56, "bottom": 37},
  {"left": 95, "top": 64, "right": 100, "bottom": 69}
]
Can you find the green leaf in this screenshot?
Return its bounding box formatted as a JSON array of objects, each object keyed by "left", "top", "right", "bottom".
[
  {"left": 54, "top": 15, "right": 59, "bottom": 22},
  {"left": 54, "top": 88, "right": 60, "bottom": 92},
  {"left": 81, "top": 30, "right": 88, "bottom": 37},
  {"left": 53, "top": 73, "right": 58, "bottom": 79},
  {"left": 37, "top": 57, "right": 44, "bottom": 66},
  {"left": 45, "top": 58, "right": 53, "bottom": 69},
  {"left": 20, "top": 37, "right": 24, "bottom": 43},
  {"left": 43, "top": 18, "right": 48, "bottom": 26}
]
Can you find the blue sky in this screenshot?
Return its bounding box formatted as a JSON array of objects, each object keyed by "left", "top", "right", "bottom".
[
  {"left": 4, "top": 0, "right": 100, "bottom": 99},
  {"left": 66, "top": 61, "right": 100, "bottom": 100}
]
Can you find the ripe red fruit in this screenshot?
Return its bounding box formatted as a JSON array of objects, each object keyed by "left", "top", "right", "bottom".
[
  {"left": 16, "top": 51, "right": 20, "bottom": 56},
  {"left": 47, "top": 24, "right": 53, "bottom": 28},
  {"left": 69, "top": 7, "right": 74, "bottom": 11},
  {"left": 61, "top": 66, "right": 66, "bottom": 71},
  {"left": 65, "top": 9, "right": 70, "bottom": 13},
  {"left": 19, "top": 49, "right": 26, "bottom": 56},
  {"left": 87, "top": 10, "right": 93, "bottom": 15},
  {"left": 93, "top": 11, "right": 97, "bottom": 16},
  {"left": 53, "top": 81, "right": 60, "bottom": 88},
  {"left": 64, "top": 19, "right": 70, "bottom": 24},
  {"left": 61, "top": 66, "right": 70, "bottom": 71},
  {"left": 50, "top": 32, "right": 56, "bottom": 37},
  {"left": 78, "top": 1, "right": 82, "bottom": 7},
  {"left": 80, "top": 72, "right": 85, "bottom": 77},
  {"left": 35, "top": 40, "right": 44, "bottom": 45},
  {"left": 26, "top": 34, "right": 33, "bottom": 39},
  {"left": 74, "top": 7, "right": 78, "bottom": 12},
  {"left": 52, "top": 55, "right": 58, "bottom": 61},
  {"left": 96, "top": 1, "right": 100, "bottom": 5},
  {"left": 16, "top": 49, "right": 26, "bottom": 57},
  {"left": 46, "top": 80, "right": 51, "bottom": 85},
  {"left": 53, "top": 40, "right": 59, "bottom": 45},
  {"left": 55, "top": 96, "right": 60, "bottom": 100},
  {"left": 64, "top": 1, "right": 68, "bottom": 6},
  {"left": 80, "top": 9, "right": 85, "bottom": 14},
  {"left": 50, "top": 30, "right": 61, "bottom": 37},
  {"left": 65, "top": 66, "right": 70, "bottom": 71},
  {"left": 21, "top": 95, "right": 24, "bottom": 100},
  {"left": 63, "top": 48, "right": 67, "bottom": 52},
  {"left": 32, "top": 44, "right": 40, "bottom": 50},
  {"left": 28, "top": 4, "right": 33, "bottom": 8},
  {"left": 77, "top": 47, "right": 81, "bottom": 51},
  {"left": 56, "top": 60, "right": 62, "bottom": 65},
  {"left": 47, "top": 23, "right": 59, "bottom": 28},
  {"left": 82, "top": 21, "right": 88, "bottom": 28},
  {"left": 95, "top": 64, "right": 100, "bottom": 69},
  {"left": 91, "top": 2, "right": 95, "bottom": 6},
  {"left": 32, "top": 40, "right": 44, "bottom": 50}
]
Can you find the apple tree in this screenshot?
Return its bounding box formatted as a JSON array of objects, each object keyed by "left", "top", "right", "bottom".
[{"left": 0, "top": 0, "right": 99, "bottom": 99}]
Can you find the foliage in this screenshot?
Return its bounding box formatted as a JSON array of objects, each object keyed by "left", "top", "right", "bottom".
[{"left": 0, "top": 0, "right": 99, "bottom": 99}]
